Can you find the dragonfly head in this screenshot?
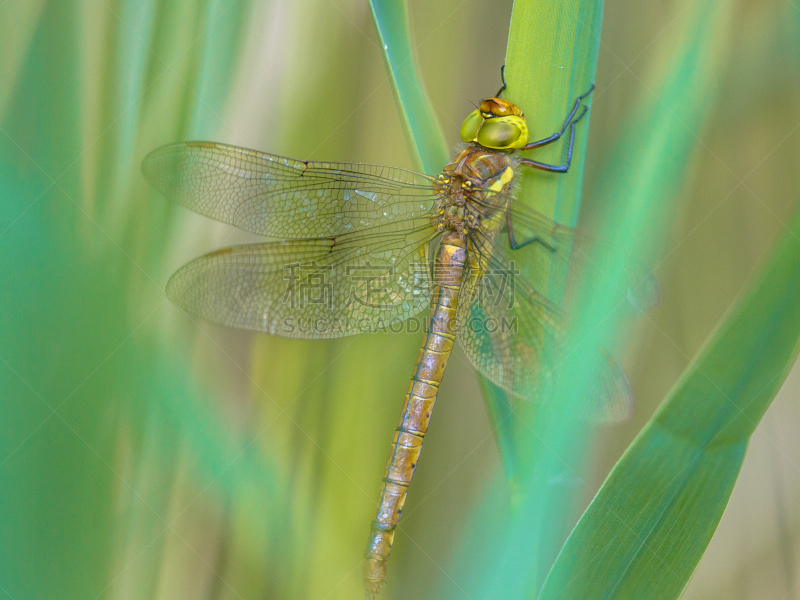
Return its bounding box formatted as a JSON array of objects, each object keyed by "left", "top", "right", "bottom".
[{"left": 460, "top": 98, "right": 529, "bottom": 150}]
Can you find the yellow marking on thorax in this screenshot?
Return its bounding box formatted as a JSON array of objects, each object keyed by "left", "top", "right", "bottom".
[
  {"left": 487, "top": 166, "right": 515, "bottom": 193},
  {"left": 473, "top": 166, "right": 513, "bottom": 241}
]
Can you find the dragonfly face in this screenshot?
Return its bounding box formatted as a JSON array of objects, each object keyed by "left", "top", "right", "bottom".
[{"left": 459, "top": 97, "right": 529, "bottom": 150}]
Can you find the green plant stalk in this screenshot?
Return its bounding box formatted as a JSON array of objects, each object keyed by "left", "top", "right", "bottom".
[
  {"left": 504, "top": 0, "right": 602, "bottom": 226},
  {"left": 457, "top": 2, "right": 607, "bottom": 596}
]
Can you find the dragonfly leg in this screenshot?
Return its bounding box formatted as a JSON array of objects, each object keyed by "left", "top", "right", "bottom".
[
  {"left": 495, "top": 65, "right": 507, "bottom": 98},
  {"left": 521, "top": 84, "right": 594, "bottom": 150},
  {"left": 506, "top": 210, "right": 558, "bottom": 252},
  {"left": 519, "top": 115, "right": 578, "bottom": 173}
]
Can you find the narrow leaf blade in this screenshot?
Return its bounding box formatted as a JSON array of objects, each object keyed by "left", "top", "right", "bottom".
[{"left": 368, "top": 0, "right": 449, "bottom": 175}]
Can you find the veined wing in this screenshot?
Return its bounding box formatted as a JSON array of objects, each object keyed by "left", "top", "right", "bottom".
[
  {"left": 465, "top": 191, "right": 659, "bottom": 313},
  {"left": 167, "top": 220, "right": 438, "bottom": 339},
  {"left": 141, "top": 141, "right": 438, "bottom": 238},
  {"left": 456, "top": 229, "right": 563, "bottom": 407},
  {"left": 456, "top": 202, "right": 656, "bottom": 423},
  {"left": 457, "top": 234, "right": 633, "bottom": 423}
]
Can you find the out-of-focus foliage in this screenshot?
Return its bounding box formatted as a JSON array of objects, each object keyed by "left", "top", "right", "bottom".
[
  {"left": 0, "top": 2, "right": 292, "bottom": 600},
  {"left": 542, "top": 204, "right": 800, "bottom": 599},
  {"left": 1, "top": 1, "right": 799, "bottom": 600}
]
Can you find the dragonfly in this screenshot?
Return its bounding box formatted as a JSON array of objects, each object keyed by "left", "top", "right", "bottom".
[{"left": 142, "top": 80, "right": 655, "bottom": 598}]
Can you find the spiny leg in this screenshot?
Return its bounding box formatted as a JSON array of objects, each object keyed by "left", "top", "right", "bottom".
[{"left": 522, "top": 84, "right": 594, "bottom": 150}]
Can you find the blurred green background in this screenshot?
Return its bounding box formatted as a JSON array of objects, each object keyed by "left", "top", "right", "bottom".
[{"left": 1, "top": 1, "right": 799, "bottom": 600}]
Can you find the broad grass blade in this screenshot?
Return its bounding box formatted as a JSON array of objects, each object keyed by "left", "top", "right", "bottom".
[{"left": 540, "top": 203, "right": 800, "bottom": 599}]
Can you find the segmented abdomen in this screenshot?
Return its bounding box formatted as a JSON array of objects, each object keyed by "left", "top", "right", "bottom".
[{"left": 363, "top": 232, "right": 466, "bottom": 597}]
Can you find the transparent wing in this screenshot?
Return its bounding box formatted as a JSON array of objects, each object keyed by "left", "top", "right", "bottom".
[
  {"left": 456, "top": 200, "right": 655, "bottom": 423},
  {"left": 500, "top": 199, "right": 660, "bottom": 313},
  {"left": 167, "top": 221, "right": 438, "bottom": 339},
  {"left": 141, "top": 141, "right": 438, "bottom": 238},
  {"left": 583, "top": 348, "right": 634, "bottom": 423},
  {"left": 456, "top": 228, "right": 564, "bottom": 406}
]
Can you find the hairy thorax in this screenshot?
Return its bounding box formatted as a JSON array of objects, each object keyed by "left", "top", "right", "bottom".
[{"left": 431, "top": 145, "right": 517, "bottom": 239}]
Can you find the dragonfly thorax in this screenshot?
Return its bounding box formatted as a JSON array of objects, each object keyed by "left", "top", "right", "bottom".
[{"left": 432, "top": 146, "right": 517, "bottom": 237}]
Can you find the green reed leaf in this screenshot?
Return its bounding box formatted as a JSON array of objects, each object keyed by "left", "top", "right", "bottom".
[
  {"left": 540, "top": 204, "right": 800, "bottom": 599},
  {"left": 368, "top": 0, "right": 449, "bottom": 175},
  {"left": 450, "top": 2, "right": 607, "bottom": 596},
  {"left": 370, "top": 2, "right": 607, "bottom": 596},
  {"left": 504, "top": 0, "right": 603, "bottom": 226},
  {"left": 536, "top": 0, "right": 793, "bottom": 596},
  {"left": 477, "top": 0, "right": 604, "bottom": 484}
]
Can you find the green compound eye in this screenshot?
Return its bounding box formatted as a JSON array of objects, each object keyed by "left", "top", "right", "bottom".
[
  {"left": 459, "top": 109, "right": 484, "bottom": 143},
  {"left": 475, "top": 116, "right": 529, "bottom": 149},
  {"left": 477, "top": 121, "right": 518, "bottom": 148}
]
